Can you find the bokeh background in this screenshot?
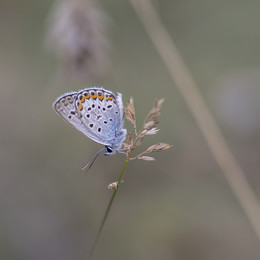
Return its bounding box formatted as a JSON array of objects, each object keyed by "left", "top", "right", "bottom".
[{"left": 1, "top": 0, "right": 260, "bottom": 259}]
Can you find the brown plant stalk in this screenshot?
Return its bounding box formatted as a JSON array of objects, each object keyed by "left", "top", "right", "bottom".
[
  {"left": 129, "top": 0, "right": 260, "bottom": 244},
  {"left": 123, "top": 97, "right": 172, "bottom": 162}
]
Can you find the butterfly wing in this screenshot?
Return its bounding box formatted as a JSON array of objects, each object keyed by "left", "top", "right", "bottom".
[
  {"left": 53, "top": 91, "right": 111, "bottom": 146},
  {"left": 74, "top": 87, "right": 126, "bottom": 148}
]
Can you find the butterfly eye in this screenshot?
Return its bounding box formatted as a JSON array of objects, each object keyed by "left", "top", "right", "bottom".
[{"left": 105, "top": 146, "right": 113, "bottom": 154}]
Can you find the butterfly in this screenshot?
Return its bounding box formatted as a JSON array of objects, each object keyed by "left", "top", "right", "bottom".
[{"left": 53, "top": 87, "right": 127, "bottom": 171}]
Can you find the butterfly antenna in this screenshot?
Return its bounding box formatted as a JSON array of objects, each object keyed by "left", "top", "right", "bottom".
[{"left": 81, "top": 148, "right": 105, "bottom": 174}]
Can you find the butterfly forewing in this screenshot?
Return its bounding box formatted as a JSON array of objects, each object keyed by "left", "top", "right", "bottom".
[
  {"left": 53, "top": 87, "right": 127, "bottom": 151},
  {"left": 53, "top": 92, "right": 105, "bottom": 143}
]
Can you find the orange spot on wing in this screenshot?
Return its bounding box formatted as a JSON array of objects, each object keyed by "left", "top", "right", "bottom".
[
  {"left": 105, "top": 96, "right": 116, "bottom": 103},
  {"left": 91, "top": 92, "right": 97, "bottom": 99},
  {"left": 85, "top": 93, "right": 90, "bottom": 99},
  {"left": 80, "top": 96, "right": 85, "bottom": 103},
  {"left": 98, "top": 93, "right": 104, "bottom": 101},
  {"left": 77, "top": 103, "right": 83, "bottom": 111}
]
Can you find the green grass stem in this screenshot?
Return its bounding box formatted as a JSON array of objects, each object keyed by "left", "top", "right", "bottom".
[{"left": 88, "top": 157, "right": 129, "bottom": 259}]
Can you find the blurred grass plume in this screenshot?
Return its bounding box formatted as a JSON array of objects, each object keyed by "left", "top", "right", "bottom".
[{"left": 46, "top": 0, "right": 110, "bottom": 82}]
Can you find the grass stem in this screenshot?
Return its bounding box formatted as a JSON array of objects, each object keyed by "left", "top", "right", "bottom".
[
  {"left": 88, "top": 157, "right": 129, "bottom": 259},
  {"left": 129, "top": 0, "right": 260, "bottom": 245}
]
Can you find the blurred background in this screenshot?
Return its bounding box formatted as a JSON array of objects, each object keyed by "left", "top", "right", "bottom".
[{"left": 1, "top": 0, "right": 260, "bottom": 259}]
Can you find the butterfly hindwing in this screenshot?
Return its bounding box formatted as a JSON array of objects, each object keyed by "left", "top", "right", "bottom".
[{"left": 74, "top": 88, "right": 123, "bottom": 145}]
